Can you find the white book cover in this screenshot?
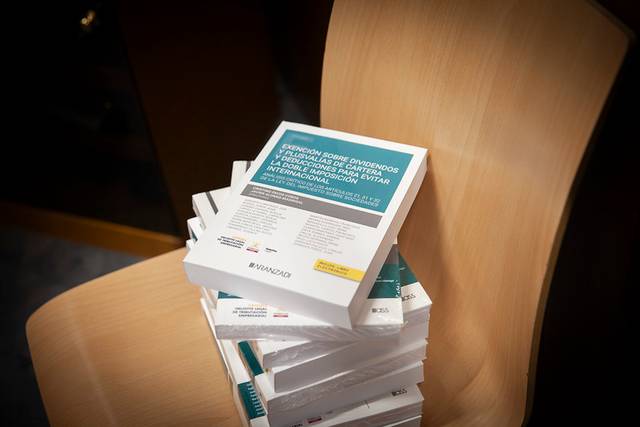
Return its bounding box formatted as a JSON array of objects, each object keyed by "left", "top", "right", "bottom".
[
  {"left": 184, "top": 121, "right": 428, "bottom": 328},
  {"left": 201, "top": 300, "right": 424, "bottom": 427},
  {"left": 253, "top": 255, "right": 431, "bottom": 368},
  {"left": 190, "top": 187, "right": 404, "bottom": 340},
  {"left": 192, "top": 187, "right": 230, "bottom": 229},
  {"left": 239, "top": 337, "right": 426, "bottom": 413}
]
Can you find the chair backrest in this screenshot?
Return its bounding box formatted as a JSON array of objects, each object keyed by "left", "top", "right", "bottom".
[{"left": 321, "top": 1, "right": 628, "bottom": 425}]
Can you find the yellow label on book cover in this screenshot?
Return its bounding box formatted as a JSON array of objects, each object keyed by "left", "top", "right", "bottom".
[{"left": 314, "top": 259, "right": 365, "bottom": 282}]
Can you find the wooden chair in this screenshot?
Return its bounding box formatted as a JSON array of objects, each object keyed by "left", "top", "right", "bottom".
[{"left": 27, "top": 1, "right": 628, "bottom": 426}]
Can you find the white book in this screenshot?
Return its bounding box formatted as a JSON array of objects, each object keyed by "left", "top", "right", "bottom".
[
  {"left": 187, "top": 218, "right": 203, "bottom": 242},
  {"left": 387, "top": 416, "right": 422, "bottom": 427},
  {"left": 210, "top": 244, "right": 401, "bottom": 340},
  {"left": 191, "top": 187, "right": 230, "bottom": 229},
  {"left": 201, "top": 299, "right": 268, "bottom": 427},
  {"left": 262, "top": 322, "right": 428, "bottom": 392},
  {"left": 231, "top": 160, "right": 255, "bottom": 190},
  {"left": 200, "top": 299, "right": 424, "bottom": 427},
  {"left": 253, "top": 257, "right": 432, "bottom": 368},
  {"left": 185, "top": 121, "right": 428, "bottom": 328},
  {"left": 191, "top": 187, "right": 404, "bottom": 340},
  {"left": 398, "top": 254, "right": 432, "bottom": 325},
  {"left": 258, "top": 361, "right": 423, "bottom": 427},
  {"left": 234, "top": 336, "right": 425, "bottom": 414},
  {"left": 305, "top": 400, "right": 423, "bottom": 427}
]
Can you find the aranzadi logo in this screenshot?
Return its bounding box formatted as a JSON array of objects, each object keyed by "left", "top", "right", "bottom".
[{"left": 248, "top": 262, "right": 292, "bottom": 279}]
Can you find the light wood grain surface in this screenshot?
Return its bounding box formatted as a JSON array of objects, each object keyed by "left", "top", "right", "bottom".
[
  {"left": 322, "top": 1, "right": 627, "bottom": 426},
  {"left": 26, "top": 1, "right": 627, "bottom": 426},
  {"left": 27, "top": 249, "right": 241, "bottom": 427}
]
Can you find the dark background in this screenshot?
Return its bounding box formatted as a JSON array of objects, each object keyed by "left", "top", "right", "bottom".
[{"left": 1, "top": 1, "right": 637, "bottom": 425}]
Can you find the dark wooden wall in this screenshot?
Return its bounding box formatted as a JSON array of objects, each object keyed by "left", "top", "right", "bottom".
[{"left": 119, "top": 1, "right": 281, "bottom": 234}]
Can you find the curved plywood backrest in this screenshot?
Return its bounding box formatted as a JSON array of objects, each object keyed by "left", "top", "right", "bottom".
[{"left": 321, "top": 1, "right": 628, "bottom": 425}]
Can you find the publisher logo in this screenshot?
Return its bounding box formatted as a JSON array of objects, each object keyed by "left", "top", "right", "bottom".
[{"left": 248, "top": 262, "right": 292, "bottom": 279}]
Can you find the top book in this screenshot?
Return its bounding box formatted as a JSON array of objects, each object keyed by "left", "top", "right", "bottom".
[{"left": 184, "top": 122, "right": 427, "bottom": 328}]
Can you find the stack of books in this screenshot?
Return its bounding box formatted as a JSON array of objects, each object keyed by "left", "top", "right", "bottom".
[{"left": 184, "top": 122, "right": 431, "bottom": 427}]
